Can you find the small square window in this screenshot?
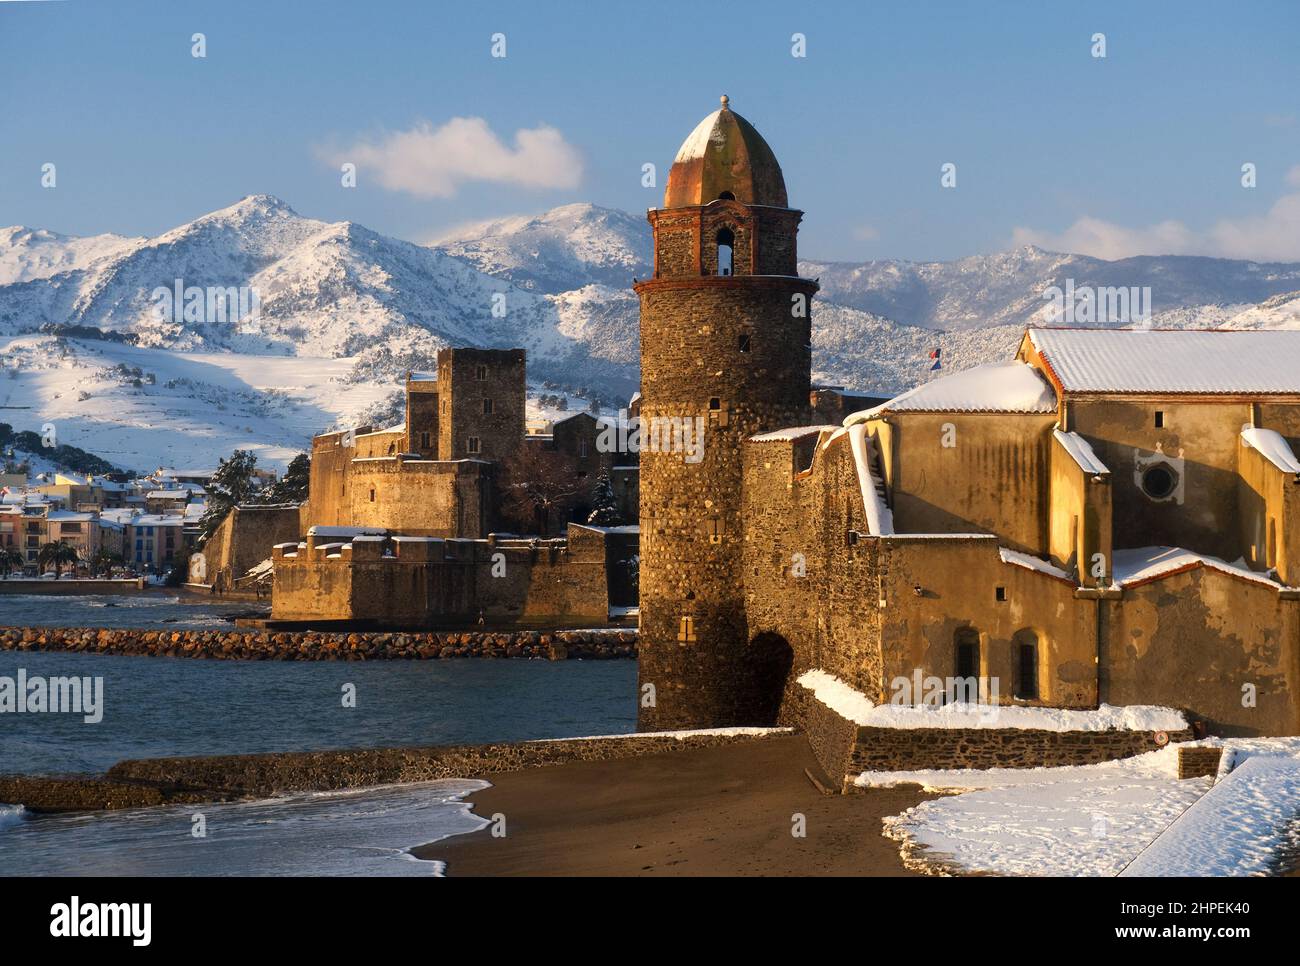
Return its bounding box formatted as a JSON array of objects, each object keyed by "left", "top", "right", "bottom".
[
  {"left": 1154, "top": 411, "right": 1164, "bottom": 428},
  {"left": 467, "top": 436, "right": 482, "bottom": 454},
  {"left": 995, "top": 586, "right": 1007, "bottom": 602},
  {"left": 677, "top": 616, "right": 696, "bottom": 643},
  {"left": 709, "top": 397, "right": 721, "bottom": 411},
  {"left": 475, "top": 365, "right": 487, "bottom": 381}
]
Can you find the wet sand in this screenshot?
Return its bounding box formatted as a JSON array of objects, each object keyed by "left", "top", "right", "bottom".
[{"left": 418, "top": 734, "right": 939, "bottom": 876}]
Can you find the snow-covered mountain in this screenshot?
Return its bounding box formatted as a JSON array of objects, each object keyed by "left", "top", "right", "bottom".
[
  {"left": 4, "top": 195, "right": 1300, "bottom": 472},
  {"left": 801, "top": 248, "right": 1300, "bottom": 332},
  {"left": 0, "top": 196, "right": 638, "bottom": 396},
  {"left": 432, "top": 203, "right": 651, "bottom": 294}
]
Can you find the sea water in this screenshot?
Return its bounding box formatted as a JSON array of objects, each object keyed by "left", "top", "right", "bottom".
[
  {"left": 0, "top": 638, "right": 636, "bottom": 875},
  {"left": 0, "top": 781, "right": 490, "bottom": 876}
]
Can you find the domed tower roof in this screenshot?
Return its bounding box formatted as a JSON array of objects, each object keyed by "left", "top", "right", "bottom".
[{"left": 663, "top": 95, "right": 789, "bottom": 209}]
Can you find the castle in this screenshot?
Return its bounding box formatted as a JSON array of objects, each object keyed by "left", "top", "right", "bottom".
[
  {"left": 637, "top": 96, "right": 1300, "bottom": 739},
  {"left": 260, "top": 346, "right": 639, "bottom": 625}
]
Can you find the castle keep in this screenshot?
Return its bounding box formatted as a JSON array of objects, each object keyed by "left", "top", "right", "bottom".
[{"left": 638, "top": 98, "right": 1300, "bottom": 740}]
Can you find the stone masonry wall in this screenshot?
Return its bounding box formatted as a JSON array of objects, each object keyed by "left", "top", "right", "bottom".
[
  {"left": 847, "top": 724, "right": 1193, "bottom": 774},
  {"left": 636, "top": 275, "right": 817, "bottom": 730}
]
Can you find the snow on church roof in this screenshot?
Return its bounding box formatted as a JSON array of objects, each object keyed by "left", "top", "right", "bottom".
[
  {"left": 1028, "top": 328, "right": 1300, "bottom": 395},
  {"left": 845, "top": 362, "right": 1056, "bottom": 423},
  {"left": 1240, "top": 427, "right": 1300, "bottom": 474},
  {"left": 1053, "top": 429, "right": 1110, "bottom": 476},
  {"left": 750, "top": 425, "right": 837, "bottom": 442}
]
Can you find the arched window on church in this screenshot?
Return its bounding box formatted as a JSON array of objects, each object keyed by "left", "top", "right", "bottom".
[
  {"left": 717, "top": 191, "right": 735, "bottom": 201},
  {"left": 716, "top": 228, "right": 734, "bottom": 276},
  {"left": 1013, "top": 629, "right": 1039, "bottom": 700},
  {"left": 954, "top": 628, "right": 980, "bottom": 692}
]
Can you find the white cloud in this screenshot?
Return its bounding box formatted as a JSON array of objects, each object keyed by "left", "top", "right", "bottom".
[
  {"left": 853, "top": 224, "right": 881, "bottom": 242},
  {"left": 321, "top": 117, "right": 583, "bottom": 199},
  {"left": 1012, "top": 166, "right": 1300, "bottom": 262}
]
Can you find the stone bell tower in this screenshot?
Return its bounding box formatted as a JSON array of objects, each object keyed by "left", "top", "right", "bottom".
[{"left": 635, "top": 95, "right": 817, "bottom": 730}]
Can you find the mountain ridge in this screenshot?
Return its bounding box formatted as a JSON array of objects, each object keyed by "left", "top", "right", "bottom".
[{"left": 4, "top": 195, "right": 1300, "bottom": 471}]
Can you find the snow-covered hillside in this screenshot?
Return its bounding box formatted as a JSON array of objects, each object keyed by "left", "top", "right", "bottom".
[
  {"left": 432, "top": 203, "right": 651, "bottom": 294},
  {"left": 802, "top": 248, "right": 1300, "bottom": 331},
  {"left": 6, "top": 195, "right": 1300, "bottom": 472}
]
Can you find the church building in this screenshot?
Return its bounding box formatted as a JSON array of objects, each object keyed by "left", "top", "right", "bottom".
[{"left": 637, "top": 98, "right": 1300, "bottom": 740}]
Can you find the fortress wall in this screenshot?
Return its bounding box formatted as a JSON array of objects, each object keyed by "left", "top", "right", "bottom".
[
  {"left": 271, "top": 524, "right": 618, "bottom": 626},
  {"left": 353, "top": 429, "right": 405, "bottom": 459},
  {"left": 344, "top": 458, "right": 490, "bottom": 537},
  {"left": 744, "top": 433, "right": 882, "bottom": 720},
  {"left": 307, "top": 432, "right": 353, "bottom": 528},
  {"left": 193, "top": 504, "right": 301, "bottom": 588}
]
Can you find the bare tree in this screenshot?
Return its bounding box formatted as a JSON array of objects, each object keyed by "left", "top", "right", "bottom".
[{"left": 498, "top": 445, "right": 586, "bottom": 536}]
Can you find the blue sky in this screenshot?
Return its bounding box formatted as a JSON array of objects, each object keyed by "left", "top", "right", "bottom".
[{"left": 2, "top": 0, "right": 1298, "bottom": 262}]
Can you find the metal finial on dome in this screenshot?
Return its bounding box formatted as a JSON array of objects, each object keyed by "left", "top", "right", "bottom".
[{"left": 720, "top": 94, "right": 729, "bottom": 110}]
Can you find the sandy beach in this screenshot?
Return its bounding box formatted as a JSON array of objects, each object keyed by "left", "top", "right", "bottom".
[{"left": 418, "top": 734, "right": 938, "bottom": 876}]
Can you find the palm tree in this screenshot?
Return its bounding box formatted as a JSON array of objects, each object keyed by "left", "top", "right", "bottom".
[
  {"left": 0, "top": 547, "right": 23, "bottom": 579},
  {"left": 36, "top": 541, "right": 80, "bottom": 579}
]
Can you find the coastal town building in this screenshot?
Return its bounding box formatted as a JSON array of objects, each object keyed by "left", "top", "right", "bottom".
[
  {"left": 0, "top": 473, "right": 203, "bottom": 576},
  {"left": 636, "top": 97, "right": 1300, "bottom": 741}
]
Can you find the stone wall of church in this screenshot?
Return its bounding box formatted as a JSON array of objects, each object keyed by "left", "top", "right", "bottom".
[
  {"left": 876, "top": 412, "right": 1057, "bottom": 557},
  {"left": 1048, "top": 430, "right": 1113, "bottom": 581},
  {"left": 876, "top": 537, "right": 1098, "bottom": 708},
  {"left": 1066, "top": 398, "right": 1254, "bottom": 561},
  {"left": 1101, "top": 566, "right": 1300, "bottom": 736},
  {"left": 744, "top": 433, "right": 883, "bottom": 705}
]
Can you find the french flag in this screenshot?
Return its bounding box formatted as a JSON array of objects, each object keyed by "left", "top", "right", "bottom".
[{"left": 928, "top": 347, "right": 942, "bottom": 371}]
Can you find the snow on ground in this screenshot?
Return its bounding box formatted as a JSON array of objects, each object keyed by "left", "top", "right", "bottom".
[
  {"left": 865, "top": 737, "right": 1300, "bottom": 876},
  {"left": 1120, "top": 755, "right": 1300, "bottom": 877},
  {"left": 881, "top": 756, "right": 1206, "bottom": 877},
  {"left": 797, "top": 667, "right": 1184, "bottom": 731}
]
